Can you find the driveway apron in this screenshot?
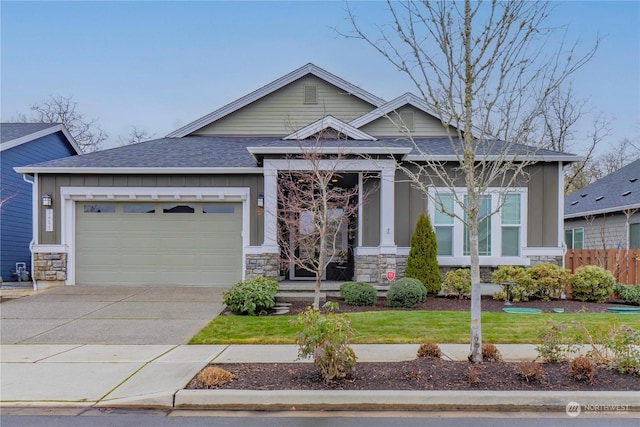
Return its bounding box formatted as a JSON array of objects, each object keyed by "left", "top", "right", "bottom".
[{"left": 0, "top": 286, "right": 226, "bottom": 344}]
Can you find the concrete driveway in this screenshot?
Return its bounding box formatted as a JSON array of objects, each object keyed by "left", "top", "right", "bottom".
[{"left": 0, "top": 285, "right": 226, "bottom": 344}]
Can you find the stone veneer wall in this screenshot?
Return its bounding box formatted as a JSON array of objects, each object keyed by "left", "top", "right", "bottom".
[
  {"left": 245, "top": 253, "right": 280, "bottom": 280},
  {"left": 33, "top": 253, "right": 67, "bottom": 282}
]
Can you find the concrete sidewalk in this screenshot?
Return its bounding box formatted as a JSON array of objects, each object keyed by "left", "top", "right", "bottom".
[{"left": 2, "top": 343, "right": 638, "bottom": 412}]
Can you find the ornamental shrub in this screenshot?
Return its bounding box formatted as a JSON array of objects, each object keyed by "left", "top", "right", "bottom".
[
  {"left": 569, "top": 356, "right": 595, "bottom": 382},
  {"left": 340, "top": 282, "right": 377, "bottom": 306},
  {"left": 526, "top": 263, "right": 570, "bottom": 300},
  {"left": 491, "top": 265, "right": 535, "bottom": 302},
  {"left": 222, "top": 276, "right": 279, "bottom": 315},
  {"left": 405, "top": 212, "right": 441, "bottom": 296},
  {"left": 613, "top": 284, "right": 640, "bottom": 305},
  {"left": 387, "top": 277, "right": 427, "bottom": 308},
  {"left": 293, "top": 302, "right": 357, "bottom": 382},
  {"left": 570, "top": 265, "right": 615, "bottom": 303},
  {"left": 442, "top": 268, "right": 471, "bottom": 299}
]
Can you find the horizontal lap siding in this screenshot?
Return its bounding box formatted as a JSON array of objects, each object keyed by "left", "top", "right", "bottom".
[
  {"left": 0, "top": 133, "right": 76, "bottom": 280},
  {"left": 360, "top": 106, "right": 452, "bottom": 137},
  {"left": 193, "top": 75, "right": 376, "bottom": 136},
  {"left": 38, "top": 174, "right": 264, "bottom": 246}
]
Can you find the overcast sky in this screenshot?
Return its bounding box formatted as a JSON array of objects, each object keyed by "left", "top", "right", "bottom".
[{"left": 2, "top": 1, "right": 638, "bottom": 153}]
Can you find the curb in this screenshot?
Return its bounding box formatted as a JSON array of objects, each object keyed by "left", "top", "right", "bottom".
[{"left": 172, "top": 390, "right": 640, "bottom": 412}]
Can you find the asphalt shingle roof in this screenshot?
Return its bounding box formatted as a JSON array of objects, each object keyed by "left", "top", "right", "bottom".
[
  {"left": 21, "top": 136, "right": 576, "bottom": 170},
  {"left": 565, "top": 159, "right": 640, "bottom": 217},
  {"left": 1, "top": 123, "right": 60, "bottom": 144}
]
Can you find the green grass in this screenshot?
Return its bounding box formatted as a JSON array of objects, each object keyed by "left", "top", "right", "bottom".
[{"left": 189, "top": 310, "right": 640, "bottom": 344}]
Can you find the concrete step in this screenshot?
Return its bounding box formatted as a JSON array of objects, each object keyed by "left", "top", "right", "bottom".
[{"left": 276, "top": 291, "right": 326, "bottom": 302}]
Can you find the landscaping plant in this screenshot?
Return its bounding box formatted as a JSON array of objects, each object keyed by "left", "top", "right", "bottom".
[
  {"left": 570, "top": 265, "right": 615, "bottom": 303},
  {"left": 387, "top": 277, "right": 427, "bottom": 308},
  {"left": 417, "top": 342, "right": 442, "bottom": 359},
  {"left": 535, "top": 320, "right": 581, "bottom": 363},
  {"left": 293, "top": 302, "right": 357, "bottom": 382},
  {"left": 340, "top": 282, "right": 377, "bottom": 306},
  {"left": 442, "top": 268, "right": 471, "bottom": 299},
  {"left": 526, "top": 263, "right": 570, "bottom": 300},
  {"left": 569, "top": 356, "right": 595, "bottom": 382},
  {"left": 481, "top": 343, "right": 502, "bottom": 362},
  {"left": 404, "top": 212, "right": 441, "bottom": 296},
  {"left": 491, "top": 265, "right": 535, "bottom": 302},
  {"left": 222, "top": 276, "right": 279, "bottom": 316},
  {"left": 196, "top": 366, "right": 234, "bottom": 388},
  {"left": 613, "top": 284, "right": 640, "bottom": 305},
  {"left": 516, "top": 361, "right": 543, "bottom": 382}
]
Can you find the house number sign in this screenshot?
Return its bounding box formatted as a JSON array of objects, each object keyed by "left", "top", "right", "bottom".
[
  {"left": 45, "top": 209, "right": 54, "bottom": 232},
  {"left": 386, "top": 270, "right": 396, "bottom": 281}
]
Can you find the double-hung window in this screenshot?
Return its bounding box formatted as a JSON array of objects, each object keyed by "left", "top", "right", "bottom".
[
  {"left": 564, "top": 228, "right": 584, "bottom": 249},
  {"left": 429, "top": 188, "right": 526, "bottom": 262}
]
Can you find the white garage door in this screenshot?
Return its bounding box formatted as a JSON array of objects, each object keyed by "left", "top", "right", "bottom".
[{"left": 75, "top": 202, "right": 242, "bottom": 286}]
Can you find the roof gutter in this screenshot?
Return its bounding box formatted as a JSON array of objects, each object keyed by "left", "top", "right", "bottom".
[
  {"left": 13, "top": 167, "right": 265, "bottom": 175},
  {"left": 564, "top": 203, "right": 640, "bottom": 219}
]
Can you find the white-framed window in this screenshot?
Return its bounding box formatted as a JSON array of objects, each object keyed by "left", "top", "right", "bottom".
[
  {"left": 564, "top": 227, "right": 584, "bottom": 249},
  {"left": 428, "top": 187, "right": 527, "bottom": 263}
]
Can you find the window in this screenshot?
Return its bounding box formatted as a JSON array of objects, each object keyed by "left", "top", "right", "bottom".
[
  {"left": 163, "top": 204, "right": 194, "bottom": 213},
  {"left": 428, "top": 188, "right": 526, "bottom": 261},
  {"left": 464, "top": 195, "right": 491, "bottom": 256},
  {"left": 203, "top": 204, "right": 235, "bottom": 214},
  {"left": 630, "top": 223, "right": 640, "bottom": 249},
  {"left": 565, "top": 228, "right": 584, "bottom": 249},
  {"left": 434, "top": 193, "right": 454, "bottom": 256},
  {"left": 501, "top": 193, "right": 521, "bottom": 256},
  {"left": 123, "top": 204, "right": 155, "bottom": 213},
  {"left": 83, "top": 204, "right": 116, "bottom": 213}
]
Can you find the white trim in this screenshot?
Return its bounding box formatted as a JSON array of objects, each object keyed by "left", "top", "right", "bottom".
[
  {"left": 14, "top": 166, "right": 264, "bottom": 175},
  {"left": 59, "top": 186, "right": 251, "bottom": 285},
  {"left": 283, "top": 116, "right": 377, "bottom": 141},
  {"left": 557, "top": 161, "right": 565, "bottom": 248},
  {"left": 1, "top": 124, "right": 81, "bottom": 154},
  {"left": 357, "top": 172, "right": 364, "bottom": 248},
  {"left": 264, "top": 158, "right": 396, "bottom": 173},
  {"left": 404, "top": 154, "right": 580, "bottom": 163},
  {"left": 521, "top": 247, "right": 565, "bottom": 257},
  {"left": 397, "top": 246, "right": 531, "bottom": 266},
  {"left": 32, "top": 244, "right": 68, "bottom": 253},
  {"left": 167, "top": 63, "right": 385, "bottom": 138},
  {"left": 564, "top": 203, "right": 640, "bottom": 219},
  {"left": 247, "top": 146, "right": 410, "bottom": 156},
  {"left": 244, "top": 246, "right": 266, "bottom": 255}
]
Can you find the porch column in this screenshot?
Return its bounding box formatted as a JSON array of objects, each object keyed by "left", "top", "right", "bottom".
[
  {"left": 379, "top": 166, "right": 396, "bottom": 252},
  {"left": 262, "top": 167, "right": 279, "bottom": 253}
]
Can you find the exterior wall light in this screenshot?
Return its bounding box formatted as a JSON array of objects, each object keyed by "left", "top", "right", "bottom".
[
  {"left": 257, "top": 193, "right": 264, "bottom": 207},
  {"left": 42, "top": 193, "right": 53, "bottom": 207}
]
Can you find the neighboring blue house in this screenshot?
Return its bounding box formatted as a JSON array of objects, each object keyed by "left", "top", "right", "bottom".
[{"left": 1, "top": 123, "right": 80, "bottom": 282}]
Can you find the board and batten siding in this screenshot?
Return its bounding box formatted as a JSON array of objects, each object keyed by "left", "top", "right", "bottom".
[
  {"left": 192, "top": 75, "right": 376, "bottom": 136},
  {"left": 359, "top": 106, "right": 452, "bottom": 138},
  {"left": 37, "top": 174, "right": 264, "bottom": 247},
  {"left": 1, "top": 132, "right": 77, "bottom": 280}
]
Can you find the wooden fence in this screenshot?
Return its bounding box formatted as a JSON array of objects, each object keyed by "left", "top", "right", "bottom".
[{"left": 565, "top": 249, "right": 640, "bottom": 285}]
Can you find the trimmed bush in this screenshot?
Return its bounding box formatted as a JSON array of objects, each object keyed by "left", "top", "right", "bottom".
[
  {"left": 442, "top": 268, "right": 471, "bottom": 299},
  {"left": 516, "top": 361, "right": 543, "bottom": 382},
  {"left": 527, "top": 263, "right": 570, "bottom": 301},
  {"left": 482, "top": 343, "right": 502, "bottom": 362},
  {"left": 196, "top": 366, "right": 234, "bottom": 388},
  {"left": 491, "top": 265, "right": 535, "bottom": 302},
  {"left": 569, "top": 356, "right": 595, "bottom": 382},
  {"left": 387, "top": 277, "right": 427, "bottom": 308},
  {"left": 405, "top": 212, "right": 441, "bottom": 296},
  {"left": 340, "top": 282, "right": 377, "bottom": 306},
  {"left": 614, "top": 284, "right": 640, "bottom": 305},
  {"left": 223, "top": 276, "right": 279, "bottom": 315},
  {"left": 417, "top": 342, "right": 442, "bottom": 359},
  {"left": 570, "top": 265, "right": 615, "bottom": 303}
]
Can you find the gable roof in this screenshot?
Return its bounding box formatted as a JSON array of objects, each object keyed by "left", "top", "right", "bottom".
[
  {"left": 349, "top": 93, "right": 439, "bottom": 128},
  {"left": 565, "top": 159, "right": 640, "bottom": 218},
  {"left": 167, "top": 63, "right": 387, "bottom": 138},
  {"left": 283, "top": 115, "right": 377, "bottom": 141},
  {"left": 1, "top": 123, "right": 81, "bottom": 153}
]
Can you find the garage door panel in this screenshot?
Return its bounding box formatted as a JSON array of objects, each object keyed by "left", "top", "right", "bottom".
[{"left": 76, "top": 202, "right": 242, "bottom": 286}]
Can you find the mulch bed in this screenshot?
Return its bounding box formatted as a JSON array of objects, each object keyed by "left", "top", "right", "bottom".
[
  {"left": 192, "top": 296, "right": 639, "bottom": 392},
  {"left": 186, "top": 359, "right": 640, "bottom": 391}
]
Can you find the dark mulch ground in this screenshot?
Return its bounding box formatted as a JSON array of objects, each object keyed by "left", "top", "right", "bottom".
[
  {"left": 193, "top": 296, "right": 640, "bottom": 392},
  {"left": 186, "top": 359, "right": 640, "bottom": 391},
  {"left": 280, "top": 295, "right": 633, "bottom": 315}
]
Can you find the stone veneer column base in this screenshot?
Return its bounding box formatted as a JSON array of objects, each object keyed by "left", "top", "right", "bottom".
[
  {"left": 528, "top": 255, "right": 564, "bottom": 267},
  {"left": 355, "top": 254, "right": 409, "bottom": 286},
  {"left": 33, "top": 253, "right": 67, "bottom": 287},
  {"left": 245, "top": 253, "right": 280, "bottom": 281}
]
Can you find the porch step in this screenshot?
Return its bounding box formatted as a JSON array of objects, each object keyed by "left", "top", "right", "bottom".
[{"left": 276, "top": 292, "right": 326, "bottom": 302}]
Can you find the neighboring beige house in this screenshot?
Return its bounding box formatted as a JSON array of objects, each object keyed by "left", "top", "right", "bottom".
[
  {"left": 565, "top": 159, "right": 640, "bottom": 250},
  {"left": 15, "top": 64, "right": 576, "bottom": 288}
]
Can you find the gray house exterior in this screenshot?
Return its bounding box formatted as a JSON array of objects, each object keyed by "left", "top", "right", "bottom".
[
  {"left": 564, "top": 159, "right": 640, "bottom": 250},
  {"left": 15, "top": 64, "right": 576, "bottom": 288}
]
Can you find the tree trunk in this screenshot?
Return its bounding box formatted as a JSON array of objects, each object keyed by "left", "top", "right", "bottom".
[{"left": 468, "top": 219, "right": 483, "bottom": 363}]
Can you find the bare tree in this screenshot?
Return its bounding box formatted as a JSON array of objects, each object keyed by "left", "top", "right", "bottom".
[
  {"left": 277, "top": 136, "right": 367, "bottom": 310},
  {"left": 345, "top": 0, "right": 597, "bottom": 362},
  {"left": 118, "top": 126, "right": 155, "bottom": 146},
  {"left": 14, "top": 95, "right": 107, "bottom": 153}
]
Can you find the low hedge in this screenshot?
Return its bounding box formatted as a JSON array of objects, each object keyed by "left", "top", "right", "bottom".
[
  {"left": 387, "top": 277, "right": 427, "bottom": 308},
  {"left": 340, "top": 282, "right": 377, "bottom": 306}
]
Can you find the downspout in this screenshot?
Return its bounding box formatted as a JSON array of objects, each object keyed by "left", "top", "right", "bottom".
[{"left": 22, "top": 173, "right": 38, "bottom": 290}]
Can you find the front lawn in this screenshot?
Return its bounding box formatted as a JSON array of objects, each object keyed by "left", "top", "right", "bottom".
[{"left": 189, "top": 311, "right": 640, "bottom": 344}]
